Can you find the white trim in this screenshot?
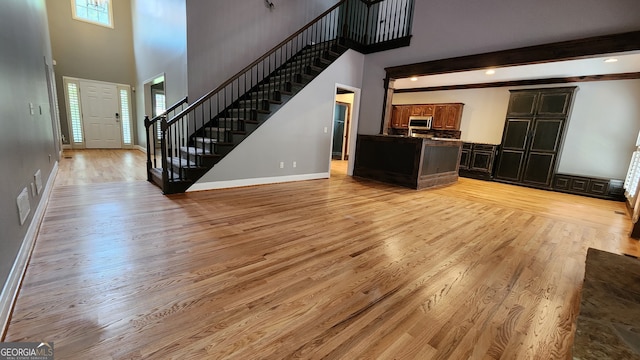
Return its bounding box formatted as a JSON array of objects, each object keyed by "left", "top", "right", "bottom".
[
  {"left": 1, "top": 162, "right": 58, "bottom": 339},
  {"left": 62, "top": 144, "right": 72, "bottom": 150},
  {"left": 134, "top": 145, "right": 146, "bottom": 153},
  {"left": 332, "top": 84, "right": 361, "bottom": 176},
  {"left": 186, "top": 173, "right": 329, "bottom": 192}
]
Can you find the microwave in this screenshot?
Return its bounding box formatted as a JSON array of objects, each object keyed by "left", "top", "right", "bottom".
[{"left": 408, "top": 116, "right": 433, "bottom": 137}]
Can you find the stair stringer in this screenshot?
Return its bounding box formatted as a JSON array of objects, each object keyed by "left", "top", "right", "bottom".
[{"left": 186, "top": 49, "right": 365, "bottom": 192}]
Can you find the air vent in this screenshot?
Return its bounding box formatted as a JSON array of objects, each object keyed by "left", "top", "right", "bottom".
[{"left": 17, "top": 187, "right": 30, "bottom": 225}]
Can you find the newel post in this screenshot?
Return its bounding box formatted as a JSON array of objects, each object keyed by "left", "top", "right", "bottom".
[{"left": 144, "top": 115, "right": 152, "bottom": 181}]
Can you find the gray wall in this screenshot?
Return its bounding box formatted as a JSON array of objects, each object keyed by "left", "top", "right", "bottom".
[
  {"left": 47, "top": 0, "right": 136, "bottom": 144},
  {"left": 0, "top": 0, "right": 57, "bottom": 299},
  {"left": 131, "top": 0, "right": 188, "bottom": 147},
  {"left": 357, "top": 0, "right": 640, "bottom": 136},
  {"left": 185, "top": 0, "right": 338, "bottom": 100},
  {"left": 191, "top": 50, "right": 364, "bottom": 189},
  {"left": 394, "top": 80, "right": 640, "bottom": 179}
]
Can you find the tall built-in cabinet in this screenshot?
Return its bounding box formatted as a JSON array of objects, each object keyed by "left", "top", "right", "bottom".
[{"left": 494, "top": 87, "right": 576, "bottom": 189}]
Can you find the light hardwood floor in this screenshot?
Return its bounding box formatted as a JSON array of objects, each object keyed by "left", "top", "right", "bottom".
[{"left": 4, "top": 150, "right": 639, "bottom": 359}]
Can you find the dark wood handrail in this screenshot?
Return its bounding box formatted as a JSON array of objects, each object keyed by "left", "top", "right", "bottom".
[
  {"left": 149, "top": 96, "right": 188, "bottom": 125},
  {"left": 168, "top": 0, "right": 347, "bottom": 125}
]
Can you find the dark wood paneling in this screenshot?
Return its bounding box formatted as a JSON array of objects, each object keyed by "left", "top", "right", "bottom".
[{"left": 385, "top": 31, "right": 640, "bottom": 79}]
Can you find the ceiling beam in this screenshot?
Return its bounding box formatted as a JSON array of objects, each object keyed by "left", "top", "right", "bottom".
[
  {"left": 393, "top": 72, "right": 640, "bottom": 93},
  {"left": 385, "top": 31, "right": 640, "bottom": 80}
]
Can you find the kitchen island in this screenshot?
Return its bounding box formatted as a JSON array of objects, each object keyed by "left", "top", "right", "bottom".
[{"left": 353, "top": 135, "right": 462, "bottom": 190}]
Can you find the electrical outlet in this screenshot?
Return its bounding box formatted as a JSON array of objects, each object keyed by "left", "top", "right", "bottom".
[
  {"left": 293, "top": 161, "right": 297, "bottom": 168},
  {"left": 279, "top": 162, "right": 284, "bottom": 169},
  {"left": 29, "top": 102, "right": 35, "bottom": 115},
  {"left": 324, "top": 127, "right": 328, "bottom": 133}
]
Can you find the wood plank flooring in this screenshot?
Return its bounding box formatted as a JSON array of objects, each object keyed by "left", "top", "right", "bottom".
[{"left": 4, "top": 150, "right": 639, "bottom": 359}]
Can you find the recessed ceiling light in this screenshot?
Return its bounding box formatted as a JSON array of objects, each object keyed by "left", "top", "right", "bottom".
[
  {"left": 604, "top": 58, "right": 618, "bottom": 63},
  {"left": 410, "top": 76, "right": 418, "bottom": 81},
  {"left": 485, "top": 69, "right": 496, "bottom": 75}
]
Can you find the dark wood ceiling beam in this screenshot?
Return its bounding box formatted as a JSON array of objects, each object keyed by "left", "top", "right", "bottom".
[
  {"left": 385, "top": 31, "right": 640, "bottom": 79},
  {"left": 393, "top": 72, "right": 640, "bottom": 93}
]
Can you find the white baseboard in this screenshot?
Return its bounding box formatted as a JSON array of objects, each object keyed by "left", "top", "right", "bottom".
[
  {"left": 0, "top": 161, "right": 58, "bottom": 340},
  {"left": 134, "top": 145, "right": 146, "bottom": 153},
  {"left": 186, "top": 172, "right": 329, "bottom": 192},
  {"left": 62, "top": 144, "right": 72, "bottom": 150}
]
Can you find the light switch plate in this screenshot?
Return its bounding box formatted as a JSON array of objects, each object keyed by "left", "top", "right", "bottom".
[{"left": 34, "top": 169, "right": 43, "bottom": 195}]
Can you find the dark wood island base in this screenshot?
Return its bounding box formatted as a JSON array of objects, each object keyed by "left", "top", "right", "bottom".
[{"left": 353, "top": 135, "right": 462, "bottom": 190}]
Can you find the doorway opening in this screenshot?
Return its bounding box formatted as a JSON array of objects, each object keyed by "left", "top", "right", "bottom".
[
  {"left": 331, "top": 85, "right": 360, "bottom": 177},
  {"left": 143, "top": 74, "right": 166, "bottom": 143}
]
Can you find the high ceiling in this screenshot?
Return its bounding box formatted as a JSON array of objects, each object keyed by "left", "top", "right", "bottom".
[{"left": 394, "top": 51, "right": 640, "bottom": 90}]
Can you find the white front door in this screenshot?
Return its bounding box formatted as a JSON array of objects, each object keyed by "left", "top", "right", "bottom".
[{"left": 79, "top": 80, "right": 122, "bottom": 149}]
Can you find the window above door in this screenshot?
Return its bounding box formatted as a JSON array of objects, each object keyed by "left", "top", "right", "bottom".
[{"left": 71, "top": 0, "right": 113, "bottom": 28}]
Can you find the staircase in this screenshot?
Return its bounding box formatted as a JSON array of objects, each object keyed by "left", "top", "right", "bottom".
[{"left": 145, "top": 0, "right": 415, "bottom": 194}]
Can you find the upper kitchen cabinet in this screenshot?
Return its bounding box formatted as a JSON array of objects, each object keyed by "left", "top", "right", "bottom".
[
  {"left": 432, "top": 103, "right": 464, "bottom": 130},
  {"left": 411, "top": 104, "right": 434, "bottom": 116},
  {"left": 444, "top": 104, "right": 463, "bottom": 130},
  {"left": 391, "top": 103, "right": 463, "bottom": 130},
  {"left": 391, "top": 105, "right": 412, "bottom": 128}
]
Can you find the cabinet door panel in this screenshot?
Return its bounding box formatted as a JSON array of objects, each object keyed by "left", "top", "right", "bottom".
[
  {"left": 470, "top": 151, "right": 492, "bottom": 171},
  {"left": 391, "top": 106, "right": 401, "bottom": 128},
  {"left": 537, "top": 92, "right": 571, "bottom": 116},
  {"left": 502, "top": 119, "right": 531, "bottom": 150},
  {"left": 507, "top": 92, "right": 538, "bottom": 116},
  {"left": 570, "top": 178, "right": 589, "bottom": 192},
  {"left": 522, "top": 152, "right": 555, "bottom": 186},
  {"left": 432, "top": 105, "right": 446, "bottom": 129},
  {"left": 423, "top": 105, "right": 434, "bottom": 116},
  {"left": 399, "top": 106, "right": 411, "bottom": 128},
  {"left": 444, "top": 105, "right": 461, "bottom": 130},
  {"left": 495, "top": 151, "right": 525, "bottom": 181},
  {"left": 531, "top": 119, "right": 563, "bottom": 152},
  {"left": 588, "top": 180, "right": 608, "bottom": 195},
  {"left": 554, "top": 175, "right": 571, "bottom": 190},
  {"left": 459, "top": 149, "right": 471, "bottom": 169}
]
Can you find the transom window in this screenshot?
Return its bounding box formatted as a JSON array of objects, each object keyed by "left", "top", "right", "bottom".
[{"left": 71, "top": 0, "right": 113, "bottom": 28}]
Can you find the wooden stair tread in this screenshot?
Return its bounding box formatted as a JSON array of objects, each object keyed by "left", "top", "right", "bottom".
[{"left": 179, "top": 146, "right": 220, "bottom": 158}]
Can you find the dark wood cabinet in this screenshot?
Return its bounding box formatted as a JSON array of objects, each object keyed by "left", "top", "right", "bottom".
[
  {"left": 391, "top": 103, "right": 462, "bottom": 130},
  {"left": 553, "top": 174, "right": 624, "bottom": 201},
  {"left": 459, "top": 142, "right": 499, "bottom": 180},
  {"left": 495, "top": 87, "right": 575, "bottom": 189},
  {"left": 460, "top": 143, "right": 472, "bottom": 169}
]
